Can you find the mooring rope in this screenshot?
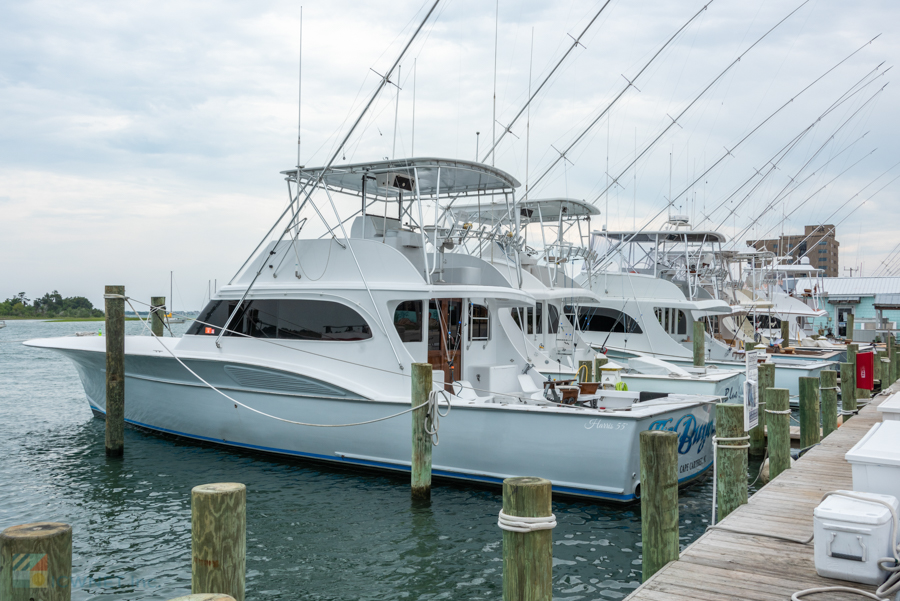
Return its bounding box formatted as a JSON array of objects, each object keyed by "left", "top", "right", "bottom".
[{"left": 497, "top": 509, "right": 557, "bottom": 533}]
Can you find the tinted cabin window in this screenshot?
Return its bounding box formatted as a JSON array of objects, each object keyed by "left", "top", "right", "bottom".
[
  {"left": 187, "top": 299, "right": 372, "bottom": 341},
  {"left": 564, "top": 305, "right": 643, "bottom": 334},
  {"left": 393, "top": 301, "right": 423, "bottom": 342},
  {"left": 535, "top": 303, "right": 543, "bottom": 334}
]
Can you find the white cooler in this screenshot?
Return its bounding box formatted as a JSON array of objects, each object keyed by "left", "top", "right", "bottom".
[
  {"left": 845, "top": 421, "right": 900, "bottom": 501},
  {"left": 877, "top": 392, "right": 900, "bottom": 421},
  {"left": 814, "top": 491, "right": 899, "bottom": 584}
]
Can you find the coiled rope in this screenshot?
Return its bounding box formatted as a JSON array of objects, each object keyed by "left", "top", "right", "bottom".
[{"left": 497, "top": 510, "right": 557, "bottom": 533}]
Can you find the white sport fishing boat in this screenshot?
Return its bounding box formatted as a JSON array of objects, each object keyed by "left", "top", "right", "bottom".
[{"left": 26, "top": 159, "right": 716, "bottom": 501}]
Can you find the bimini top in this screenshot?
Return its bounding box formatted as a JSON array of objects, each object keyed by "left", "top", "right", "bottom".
[
  {"left": 594, "top": 229, "right": 728, "bottom": 244},
  {"left": 451, "top": 197, "right": 599, "bottom": 224},
  {"left": 281, "top": 157, "right": 520, "bottom": 201}
]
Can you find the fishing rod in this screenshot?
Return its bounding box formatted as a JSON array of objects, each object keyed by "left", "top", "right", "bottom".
[
  {"left": 587, "top": 1, "right": 811, "bottom": 211},
  {"left": 697, "top": 129, "right": 867, "bottom": 235},
  {"left": 588, "top": 1, "right": 813, "bottom": 273},
  {"left": 735, "top": 80, "right": 889, "bottom": 245},
  {"left": 793, "top": 169, "right": 900, "bottom": 266},
  {"left": 749, "top": 149, "right": 876, "bottom": 246},
  {"left": 480, "top": 0, "right": 612, "bottom": 164},
  {"left": 675, "top": 38, "right": 884, "bottom": 230},
  {"left": 458, "top": 1, "right": 715, "bottom": 256},
  {"left": 700, "top": 62, "right": 888, "bottom": 242},
  {"left": 216, "top": 0, "right": 442, "bottom": 354}
]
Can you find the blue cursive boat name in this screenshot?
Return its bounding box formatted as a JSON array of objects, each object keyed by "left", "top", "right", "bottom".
[{"left": 647, "top": 414, "right": 714, "bottom": 455}]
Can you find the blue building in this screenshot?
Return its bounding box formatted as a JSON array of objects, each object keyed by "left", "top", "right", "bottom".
[{"left": 795, "top": 277, "right": 900, "bottom": 341}]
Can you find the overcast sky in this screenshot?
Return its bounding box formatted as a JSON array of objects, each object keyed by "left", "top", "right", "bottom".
[{"left": 2, "top": 0, "right": 898, "bottom": 310}]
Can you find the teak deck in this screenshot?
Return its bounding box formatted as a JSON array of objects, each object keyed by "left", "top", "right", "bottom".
[{"left": 625, "top": 387, "right": 893, "bottom": 601}]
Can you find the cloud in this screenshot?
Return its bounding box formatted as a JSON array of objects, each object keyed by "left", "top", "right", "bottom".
[{"left": 1, "top": 0, "right": 899, "bottom": 307}]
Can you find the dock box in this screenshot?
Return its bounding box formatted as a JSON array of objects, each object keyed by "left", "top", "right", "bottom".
[
  {"left": 845, "top": 421, "right": 900, "bottom": 501},
  {"left": 876, "top": 393, "right": 900, "bottom": 421},
  {"left": 814, "top": 490, "right": 899, "bottom": 585}
]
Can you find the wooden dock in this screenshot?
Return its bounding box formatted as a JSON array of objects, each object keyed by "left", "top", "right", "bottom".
[{"left": 626, "top": 388, "right": 892, "bottom": 601}]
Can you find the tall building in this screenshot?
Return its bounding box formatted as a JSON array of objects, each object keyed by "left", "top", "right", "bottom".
[{"left": 747, "top": 225, "right": 840, "bottom": 277}]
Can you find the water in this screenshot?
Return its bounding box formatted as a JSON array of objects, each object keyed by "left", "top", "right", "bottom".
[{"left": 0, "top": 320, "right": 762, "bottom": 600}]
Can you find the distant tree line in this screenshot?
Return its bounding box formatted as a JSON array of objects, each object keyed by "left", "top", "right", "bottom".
[{"left": 0, "top": 291, "right": 104, "bottom": 318}]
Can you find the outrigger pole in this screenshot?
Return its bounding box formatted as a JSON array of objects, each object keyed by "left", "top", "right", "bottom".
[{"left": 215, "top": 0, "right": 442, "bottom": 354}]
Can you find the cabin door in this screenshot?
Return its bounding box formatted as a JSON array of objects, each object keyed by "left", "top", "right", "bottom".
[
  {"left": 428, "top": 299, "right": 463, "bottom": 391},
  {"left": 838, "top": 307, "right": 851, "bottom": 337}
]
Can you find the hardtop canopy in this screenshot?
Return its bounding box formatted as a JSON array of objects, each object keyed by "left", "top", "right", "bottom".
[{"left": 282, "top": 157, "right": 520, "bottom": 201}]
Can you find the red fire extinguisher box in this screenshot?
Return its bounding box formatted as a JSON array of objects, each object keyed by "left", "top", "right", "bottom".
[{"left": 857, "top": 352, "right": 874, "bottom": 390}]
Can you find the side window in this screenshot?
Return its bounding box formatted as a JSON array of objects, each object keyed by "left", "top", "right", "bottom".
[
  {"left": 677, "top": 310, "right": 687, "bottom": 335},
  {"left": 566, "top": 305, "right": 643, "bottom": 334},
  {"left": 548, "top": 304, "right": 560, "bottom": 334},
  {"left": 469, "top": 304, "right": 490, "bottom": 341},
  {"left": 535, "top": 303, "right": 543, "bottom": 334},
  {"left": 393, "top": 301, "right": 423, "bottom": 342},
  {"left": 187, "top": 299, "right": 371, "bottom": 341}
]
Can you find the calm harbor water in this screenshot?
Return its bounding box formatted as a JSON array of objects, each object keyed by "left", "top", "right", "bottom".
[{"left": 0, "top": 319, "right": 762, "bottom": 600}]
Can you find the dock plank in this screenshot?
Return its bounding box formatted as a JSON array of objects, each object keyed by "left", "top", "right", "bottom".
[{"left": 624, "top": 386, "right": 892, "bottom": 601}]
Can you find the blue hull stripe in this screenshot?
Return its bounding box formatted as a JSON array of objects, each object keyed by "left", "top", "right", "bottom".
[{"left": 89, "top": 404, "right": 711, "bottom": 502}]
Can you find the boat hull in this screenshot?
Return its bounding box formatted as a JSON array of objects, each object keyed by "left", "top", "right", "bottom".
[{"left": 53, "top": 345, "right": 715, "bottom": 502}]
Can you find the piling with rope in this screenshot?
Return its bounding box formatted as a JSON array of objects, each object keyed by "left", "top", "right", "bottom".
[
  {"left": 840, "top": 362, "right": 857, "bottom": 415},
  {"left": 881, "top": 357, "right": 891, "bottom": 389},
  {"left": 151, "top": 296, "right": 166, "bottom": 337},
  {"left": 191, "top": 483, "right": 246, "bottom": 601},
  {"left": 500, "top": 477, "right": 553, "bottom": 601},
  {"left": 820, "top": 370, "right": 838, "bottom": 439},
  {"left": 639, "top": 430, "right": 678, "bottom": 582},
  {"left": 781, "top": 319, "right": 790, "bottom": 346},
  {"left": 750, "top": 363, "right": 774, "bottom": 456},
  {"left": 693, "top": 320, "right": 705, "bottom": 367},
  {"left": 411, "top": 363, "right": 432, "bottom": 501},
  {"left": 715, "top": 404, "right": 748, "bottom": 522},
  {"left": 104, "top": 285, "right": 125, "bottom": 458},
  {"left": 0, "top": 522, "right": 72, "bottom": 601},
  {"left": 798, "top": 377, "right": 820, "bottom": 449},
  {"left": 767, "top": 388, "right": 791, "bottom": 480}
]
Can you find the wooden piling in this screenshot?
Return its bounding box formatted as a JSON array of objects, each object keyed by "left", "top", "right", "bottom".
[
  {"left": 767, "top": 388, "right": 791, "bottom": 480},
  {"left": 883, "top": 358, "right": 893, "bottom": 389},
  {"left": 191, "top": 483, "right": 246, "bottom": 601},
  {"left": 151, "top": 296, "right": 166, "bottom": 337},
  {"left": 889, "top": 335, "right": 895, "bottom": 383},
  {"left": 0, "top": 522, "right": 72, "bottom": 601},
  {"left": 820, "top": 370, "right": 838, "bottom": 439},
  {"left": 502, "top": 477, "right": 553, "bottom": 601},
  {"left": 639, "top": 430, "right": 679, "bottom": 582},
  {"left": 780, "top": 319, "right": 790, "bottom": 346},
  {"left": 578, "top": 360, "right": 593, "bottom": 383},
  {"left": 874, "top": 349, "right": 882, "bottom": 385},
  {"left": 846, "top": 313, "right": 854, "bottom": 341},
  {"left": 715, "top": 404, "right": 748, "bottom": 521},
  {"left": 750, "top": 363, "right": 775, "bottom": 456},
  {"left": 693, "top": 321, "right": 705, "bottom": 367},
  {"left": 798, "top": 377, "right": 820, "bottom": 449},
  {"left": 411, "top": 363, "right": 432, "bottom": 501},
  {"left": 104, "top": 285, "right": 125, "bottom": 457},
  {"left": 891, "top": 347, "right": 900, "bottom": 384},
  {"left": 594, "top": 356, "right": 608, "bottom": 376},
  {"left": 840, "top": 362, "right": 857, "bottom": 415}
]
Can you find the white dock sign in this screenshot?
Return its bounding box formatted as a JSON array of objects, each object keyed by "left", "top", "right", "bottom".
[{"left": 744, "top": 350, "right": 759, "bottom": 430}]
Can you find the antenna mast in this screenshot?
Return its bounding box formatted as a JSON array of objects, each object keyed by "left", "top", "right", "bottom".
[
  {"left": 491, "top": 0, "right": 498, "bottom": 166},
  {"left": 297, "top": 6, "right": 303, "bottom": 168}
]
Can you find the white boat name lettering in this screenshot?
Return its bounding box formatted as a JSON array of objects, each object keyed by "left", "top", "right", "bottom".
[{"left": 584, "top": 419, "right": 626, "bottom": 431}]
